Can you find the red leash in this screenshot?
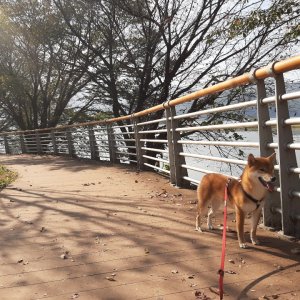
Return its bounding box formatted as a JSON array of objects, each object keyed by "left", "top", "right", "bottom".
[{"left": 218, "top": 179, "right": 230, "bottom": 299}]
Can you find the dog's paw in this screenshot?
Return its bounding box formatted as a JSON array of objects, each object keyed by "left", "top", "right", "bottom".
[
  {"left": 195, "top": 227, "right": 203, "bottom": 232},
  {"left": 251, "top": 239, "right": 260, "bottom": 245},
  {"left": 239, "top": 243, "right": 248, "bottom": 249}
]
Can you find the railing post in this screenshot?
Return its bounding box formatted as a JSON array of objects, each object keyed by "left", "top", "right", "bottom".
[
  {"left": 88, "top": 126, "right": 99, "bottom": 160},
  {"left": 66, "top": 129, "right": 75, "bottom": 157},
  {"left": 165, "top": 106, "right": 188, "bottom": 187},
  {"left": 107, "top": 124, "right": 116, "bottom": 164},
  {"left": 256, "top": 79, "right": 281, "bottom": 230},
  {"left": 19, "top": 134, "right": 26, "bottom": 154},
  {"left": 51, "top": 130, "right": 58, "bottom": 155},
  {"left": 133, "top": 117, "right": 145, "bottom": 170},
  {"left": 275, "top": 73, "right": 300, "bottom": 237},
  {"left": 3, "top": 135, "right": 10, "bottom": 154},
  {"left": 36, "top": 131, "right": 42, "bottom": 154}
]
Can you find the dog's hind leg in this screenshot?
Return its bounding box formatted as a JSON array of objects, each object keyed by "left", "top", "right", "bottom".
[
  {"left": 195, "top": 213, "right": 202, "bottom": 232},
  {"left": 195, "top": 203, "right": 209, "bottom": 232},
  {"left": 207, "top": 207, "right": 214, "bottom": 230},
  {"left": 207, "top": 199, "right": 222, "bottom": 230}
]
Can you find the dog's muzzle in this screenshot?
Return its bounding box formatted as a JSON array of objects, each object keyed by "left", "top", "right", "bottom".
[{"left": 259, "top": 176, "right": 276, "bottom": 192}]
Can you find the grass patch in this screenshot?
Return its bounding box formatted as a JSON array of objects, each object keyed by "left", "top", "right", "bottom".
[{"left": 0, "top": 165, "right": 17, "bottom": 190}]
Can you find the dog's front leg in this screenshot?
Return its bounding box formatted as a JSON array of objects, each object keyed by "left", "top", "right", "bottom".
[
  {"left": 236, "top": 208, "right": 247, "bottom": 248},
  {"left": 250, "top": 207, "right": 262, "bottom": 245}
]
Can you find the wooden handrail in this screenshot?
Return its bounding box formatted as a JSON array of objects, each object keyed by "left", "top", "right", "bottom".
[{"left": 1, "top": 55, "right": 300, "bottom": 135}]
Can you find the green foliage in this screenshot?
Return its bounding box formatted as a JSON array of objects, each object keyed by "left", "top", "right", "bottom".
[
  {"left": 163, "top": 163, "right": 170, "bottom": 171},
  {"left": 0, "top": 165, "right": 17, "bottom": 190},
  {"left": 227, "top": 1, "right": 300, "bottom": 39}
]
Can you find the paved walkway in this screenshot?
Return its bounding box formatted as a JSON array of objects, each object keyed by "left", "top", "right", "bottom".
[{"left": 0, "top": 155, "right": 299, "bottom": 300}]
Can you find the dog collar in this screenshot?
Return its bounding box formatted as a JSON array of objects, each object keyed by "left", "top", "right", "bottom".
[
  {"left": 238, "top": 178, "right": 263, "bottom": 209},
  {"left": 241, "top": 186, "right": 263, "bottom": 210}
]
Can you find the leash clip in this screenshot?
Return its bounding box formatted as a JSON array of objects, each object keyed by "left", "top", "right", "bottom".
[{"left": 226, "top": 178, "right": 231, "bottom": 188}]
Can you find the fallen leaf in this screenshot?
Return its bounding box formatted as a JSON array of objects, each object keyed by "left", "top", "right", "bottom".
[
  {"left": 194, "top": 290, "right": 201, "bottom": 297},
  {"left": 171, "top": 270, "right": 178, "bottom": 274},
  {"left": 273, "top": 264, "right": 284, "bottom": 270},
  {"left": 106, "top": 276, "right": 116, "bottom": 281},
  {"left": 188, "top": 274, "right": 195, "bottom": 279},
  {"left": 228, "top": 259, "right": 235, "bottom": 264},
  {"left": 60, "top": 252, "right": 69, "bottom": 259},
  {"left": 225, "top": 270, "right": 236, "bottom": 274},
  {"left": 71, "top": 293, "right": 79, "bottom": 299},
  {"left": 17, "top": 259, "right": 23, "bottom": 264},
  {"left": 144, "top": 248, "right": 150, "bottom": 254},
  {"left": 194, "top": 290, "right": 210, "bottom": 300}
]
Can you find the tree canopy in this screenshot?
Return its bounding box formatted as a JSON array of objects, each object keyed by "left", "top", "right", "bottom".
[
  {"left": 0, "top": 1, "right": 94, "bottom": 130},
  {"left": 0, "top": 0, "right": 299, "bottom": 131}
]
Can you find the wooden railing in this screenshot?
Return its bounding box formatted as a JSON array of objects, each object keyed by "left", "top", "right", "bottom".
[{"left": 1, "top": 55, "right": 300, "bottom": 238}]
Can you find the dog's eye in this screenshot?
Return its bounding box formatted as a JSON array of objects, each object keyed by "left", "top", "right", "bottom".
[{"left": 259, "top": 168, "right": 265, "bottom": 172}]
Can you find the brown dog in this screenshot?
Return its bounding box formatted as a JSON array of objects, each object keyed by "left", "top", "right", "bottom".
[{"left": 195, "top": 153, "right": 276, "bottom": 248}]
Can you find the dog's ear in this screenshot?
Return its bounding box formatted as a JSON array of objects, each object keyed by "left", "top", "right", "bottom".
[
  {"left": 248, "top": 154, "right": 256, "bottom": 166},
  {"left": 268, "top": 152, "right": 276, "bottom": 164}
]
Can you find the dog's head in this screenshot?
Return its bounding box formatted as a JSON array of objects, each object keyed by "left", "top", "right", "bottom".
[{"left": 247, "top": 153, "right": 276, "bottom": 192}]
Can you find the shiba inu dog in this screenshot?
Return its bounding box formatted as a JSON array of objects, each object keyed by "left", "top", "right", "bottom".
[{"left": 195, "top": 153, "right": 276, "bottom": 248}]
